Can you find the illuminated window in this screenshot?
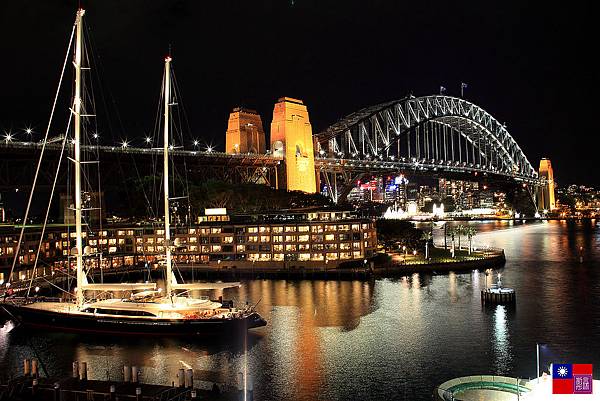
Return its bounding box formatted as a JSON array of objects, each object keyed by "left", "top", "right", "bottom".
[
  {"left": 338, "top": 224, "right": 350, "bottom": 231},
  {"left": 157, "top": 246, "right": 164, "bottom": 252},
  {"left": 298, "top": 235, "right": 309, "bottom": 242},
  {"left": 136, "top": 238, "right": 143, "bottom": 244},
  {"left": 299, "top": 244, "right": 310, "bottom": 251},
  {"left": 340, "top": 252, "right": 351, "bottom": 260},
  {"left": 126, "top": 230, "right": 134, "bottom": 236},
  {"left": 109, "top": 238, "right": 117, "bottom": 245},
  {"left": 61, "top": 232, "right": 68, "bottom": 239},
  {"left": 248, "top": 235, "right": 258, "bottom": 243},
  {"left": 311, "top": 253, "right": 324, "bottom": 261},
  {"left": 284, "top": 226, "right": 296, "bottom": 232},
  {"left": 248, "top": 253, "right": 259, "bottom": 261},
  {"left": 273, "top": 253, "right": 284, "bottom": 261},
  {"left": 88, "top": 239, "right": 97, "bottom": 246},
  {"left": 298, "top": 253, "right": 310, "bottom": 261},
  {"left": 118, "top": 238, "right": 125, "bottom": 245},
  {"left": 273, "top": 235, "right": 283, "bottom": 243},
  {"left": 353, "top": 242, "right": 361, "bottom": 249},
  {"left": 353, "top": 251, "right": 362, "bottom": 258},
  {"left": 311, "top": 225, "right": 323, "bottom": 233},
  {"left": 260, "top": 236, "right": 271, "bottom": 243},
  {"left": 352, "top": 224, "right": 360, "bottom": 231},
  {"left": 272, "top": 226, "right": 283, "bottom": 233},
  {"left": 108, "top": 246, "right": 117, "bottom": 253},
  {"left": 189, "top": 245, "right": 198, "bottom": 252},
  {"left": 298, "top": 226, "right": 309, "bottom": 232},
  {"left": 211, "top": 227, "right": 221, "bottom": 234},
  {"left": 326, "top": 252, "right": 338, "bottom": 260},
  {"left": 285, "top": 235, "right": 296, "bottom": 242},
  {"left": 273, "top": 244, "right": 284, "bottom": 251},
  {"left": 146, "top": 238, "right": 154, "bottom": 244},
  {"left": 201, "top": 245, "right": 210, "bottom": 253},
  {"left": 285, "top": 244, "right": 297, "bottom": 251},
  {"left": 259, "top": 253, "right": 271, "bottom": 261},
  {"left": 325, "top": 243, "right": 338, "bottom": 250},
  {"left": 362, "top": 224, "right": 369, "bottom": 230},
  {"left": 211, "top": 245, "right": 221, "bottom": 252},
  {"left": 325, "top": 234, "right": 335, "bottom": 241},
  {"left": 340, "top": 243, "right": 351, "bottom": 250},
  {"left": 248, "top": 227, "right": 258, "bottom": 233},
  {"left": 136, "top": 246, "right": 143, "bottom": 253},
  {"left": 259, "top": 226, "right": 270, "bottom": 233},
  {"left": 117, "top": 230, "right": 125, "bottom": 236},
  {"left": 189, "top": 228, "right": 196, "bottom": 234},
  {"left": 325, "top": 225, "right": 337, "bottom": 231},
  {"left": 236, "top": 245, "right": 245, "bottom": 252},
  {"left": 223, "top": 236, "right": 233, "bottom": 244},
  {"left": 312, "top": 243, "right": 323, "bottom": 250},
  {"left": 189, "top": 236, "right": 198, "bottom": 243}
]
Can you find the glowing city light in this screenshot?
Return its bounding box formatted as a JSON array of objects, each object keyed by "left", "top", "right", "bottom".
[
  {"left": 3, "top": 132, "right": 14, "bottom": 142},
  {"left": 193, "top": 139, "right": 199, "bottom": 147},
  {"left": 121, "top": 140, "right": 129, "bottom": 148},
  {"left": 93, "top": 133, "right": 99, "bottom": 139},
  {"left": 145, "top": 136, "right": 152, "bottom": 144}
]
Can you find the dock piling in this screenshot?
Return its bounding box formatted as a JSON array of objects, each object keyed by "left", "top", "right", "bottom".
[
  {"left": 23, "top": 359, "right": 31, "bottom": 377},
  {"left": 53, "top": 382, "right": 60, "bottom": 401},
  {"left": 32, "top": 358, "right": 39, "bottom": 378}
]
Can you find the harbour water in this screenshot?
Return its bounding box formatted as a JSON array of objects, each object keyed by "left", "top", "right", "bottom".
[{"left": 1, "top": 220, "right": 599, "bottom": 400}]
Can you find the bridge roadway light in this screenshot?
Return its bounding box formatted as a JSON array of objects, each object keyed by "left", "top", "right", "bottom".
[
  {"left": 193, "top": 139, "right": 199, "bottom": 147},
  {"left": 145, "top": 136, "right": 152, "bottom": 145},
  {"left": 93, "top": 133, "right": 99, "bottom": 140},
  {"left": 3, "top": 132, "right": 14, "bottom": 142},
  {"left": 121, "top": 139, "right": 129, "bottom": 149}
]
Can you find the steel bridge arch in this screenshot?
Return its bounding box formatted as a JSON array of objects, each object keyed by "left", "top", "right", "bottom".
[{"left": 314, "top": 95, "right": 539, "bottom": 202}]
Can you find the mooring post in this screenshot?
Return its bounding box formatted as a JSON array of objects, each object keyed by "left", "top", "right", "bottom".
[
  {"left": 110, "top": 384, "right": 116, "bottom": 401},
  {"left": 31, "top": 359, "right": 39, "bottom": 378},
  {"left": 135, "top": 387, "right": 142, "bottom": 401},
  {"left": 32, "top": 378, "right": 39, "bottom": 396}
]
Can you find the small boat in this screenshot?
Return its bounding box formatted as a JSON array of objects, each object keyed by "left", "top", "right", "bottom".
[{"left": 1, "top": 9, "right": 266, "bottom": 335}]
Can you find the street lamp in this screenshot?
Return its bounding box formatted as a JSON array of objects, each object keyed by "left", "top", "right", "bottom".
[{"left": 145, "top": 136, "right": 152, "bottom": 146}]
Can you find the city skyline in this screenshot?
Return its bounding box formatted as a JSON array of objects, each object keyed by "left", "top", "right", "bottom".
[{"left": 0, "top": 1, "right": 596, "bottom": 187}]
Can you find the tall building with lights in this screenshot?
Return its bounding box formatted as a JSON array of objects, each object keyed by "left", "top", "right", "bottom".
[
  {"left": 538, "top": 158, "right": 556, "bottom": 211},
  {"left": 225, "top": 107, "right": 266, "bottom": 154}
]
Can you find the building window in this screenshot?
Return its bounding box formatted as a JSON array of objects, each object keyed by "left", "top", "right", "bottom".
[
  {"left": 211, "top": 227, "right": 222, "bottom": 234},
  {"left": 259, "top": 226, "right": 270, "bottom": 233},
  {"left": 108, "top": 246, "right": 117, "bottom": 253},
  {"left": 325, "top": 234, "right": 335, "bottom": 241},
  {"left": 325, "top": 224, "right": 337, "bottom": 231},
  {"left": 298, "top": 226, "right": 309, "bottom": 232},
  {"left": 284, "top": 226, "right": 296, "bottom": 232},
  {"left": 236, "top": 245, "right": 245, "bottom": 252},
  {"left": 311, "top": 225, "right": 323, "bottom": 233},
  {"left": 299, "top": 244, "right": 310, "bottom": 251},
  {"left": 273, "top": 253, "right": 284, "bottom": 261},
  {"left": 326, "top": 252, "right": 338, "bottom": 260},
  {"left": 311, "top": 253, "right": 324, "bottom": 261},
  {"left": 272, "top": 226, "right": 283, "bottom": 233},
  {"left": 285, "top": 244, "right": 297, "bottom": 251},
  {"left": 189, "top": 237, "right": 198, "bottom": 243},
  {"left": 298, "top": 253, "right": 310, "bottom": 261},
  {"left": 272, "top": 235, "right": 283, "bottom": 243},
  {"left": 298, "top": 235, "right": 309, "bottom": 242},
  {"left": 223, "top": 236, "right": 233, "bottom": 244},
  {"left": 248, "top": 227, "right": 258, "bottom": 233},
  {"left": 340, "top": 243, "right": 351, "bottom": 250},
  {"left": 325, "top": 243, "right": 338, "bottom": 250},
  {"left": 248, "top": 235, "right": 258, "bottom": 243},
  {"left": 259, "top": 253, "right": 271, "bottom": 261},
  {"left": 352, "top": 224, "right": 360, "bottom": 231},
  {"left": 248, "top": 253, "right": 259, "bottom": 261},
  {"left": 260, "top": 235, "right": 271, "bottom": 243},
  {"left": 338, "top": 224, "right": 350, "bottom": 231},
  {"left": 211, "top": 245, "right": 221, "bottom": 252},
  {"left": 340, "top": 252, "right": 351, "bottom": 260},
  {"left": 285, "top": 235, "right": 296, "bottom": 242},
  {"left": 273, "top": 244, "right": 284, "bottom": 252},
  {"left": 312, "top": 243, "right": 323, "bottom": 250}
]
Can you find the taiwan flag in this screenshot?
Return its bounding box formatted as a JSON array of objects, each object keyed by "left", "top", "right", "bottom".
[{"left": 553, "top": 363, "right": 594, "bottom": 394}]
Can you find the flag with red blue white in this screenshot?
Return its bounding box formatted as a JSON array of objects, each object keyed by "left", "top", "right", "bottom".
[{"left": 553, "top": 363, "right": 593, "bottom": 394}]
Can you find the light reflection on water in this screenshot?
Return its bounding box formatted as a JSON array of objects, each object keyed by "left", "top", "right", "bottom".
[{"left": 1, "top": 220, "right": 599, "bottom": 400}]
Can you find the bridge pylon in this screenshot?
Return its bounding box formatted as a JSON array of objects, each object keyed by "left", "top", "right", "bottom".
[{"left": 270, "top": 97, "right": 317, "bottom": 193}]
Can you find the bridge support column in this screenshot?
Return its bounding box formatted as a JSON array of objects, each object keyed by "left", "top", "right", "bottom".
[{"left": 270, "top": 97, "right": 317, "bottom": 193}]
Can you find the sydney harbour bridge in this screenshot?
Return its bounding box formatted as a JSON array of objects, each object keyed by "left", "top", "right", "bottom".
[{"left": 0, "top": 95, "right": 543, "bottom": 206}]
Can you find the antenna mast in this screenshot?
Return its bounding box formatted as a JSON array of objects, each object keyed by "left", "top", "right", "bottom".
[{"left": 163, "top": 56, "right": 173, "bottom": 297}]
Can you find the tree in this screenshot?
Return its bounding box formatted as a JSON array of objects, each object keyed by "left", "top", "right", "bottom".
[
  {"left": 421, "top": 230, "right": 432, "bottom": 259},
  {"left": 376, "top": 219, "right": 423, "bottom": 250},
  {"left": 465, "top": 226, "right": 477, "bottom": 254}
]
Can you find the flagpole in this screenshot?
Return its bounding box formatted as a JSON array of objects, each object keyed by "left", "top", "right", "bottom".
[{"left": 536, "top": 342, "right": 540, "bottom": 383}]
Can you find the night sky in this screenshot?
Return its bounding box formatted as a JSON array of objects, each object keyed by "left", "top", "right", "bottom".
[{"left": 0, "top": 1, "right": 596, "bottom": 186}]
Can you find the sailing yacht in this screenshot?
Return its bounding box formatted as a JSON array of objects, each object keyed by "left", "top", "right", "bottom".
[{"left": 1, "top": 9, "right": 266, "bottom": 335}]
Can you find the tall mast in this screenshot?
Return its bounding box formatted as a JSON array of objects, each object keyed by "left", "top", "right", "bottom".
[
  {"left": 163, "top": 56, "right": 173, "bottom": 297},
  {"left": 74, "top": 9, "right": 85, "bottom": 308}
]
